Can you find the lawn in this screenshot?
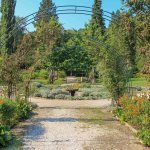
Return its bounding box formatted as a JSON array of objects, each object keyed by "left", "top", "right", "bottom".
[{"left": 129, "top": 77, "right": 149, "bottom": 87}]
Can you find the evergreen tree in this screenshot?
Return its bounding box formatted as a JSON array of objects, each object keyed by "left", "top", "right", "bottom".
[
  {"left": 36, "top": 0, "right": 58, "bottom": 24},
  {"left": 91, "top": 0, "right": 105, "bottom": 35},
  {"left": 0, "top": 0, "right": 16, "bottom": 55}
]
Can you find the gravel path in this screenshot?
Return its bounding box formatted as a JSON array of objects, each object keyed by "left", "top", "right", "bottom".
[{"left": 12, "top": 98, "right": 148, "bottom": 150}]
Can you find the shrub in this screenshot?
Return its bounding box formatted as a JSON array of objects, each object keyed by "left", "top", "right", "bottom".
[
  {"left": 89, "top": 92, "right": 102, "bottom": 98},
  {"left": 54, "top": 78, "right": 64, "bottom": 85},
  {"left": 39, "top": 69, "right": 48, "bottom": 79},
  {"left": 34, "top": 89, "right": 51, "bottom": 98},
  {"left": 30, "top": 102, "right": 38, "bottom": 109},
  {"left": 34, "top": 92, "right": 42, "bottom": 97},
  {"left": 117, "top": 95, "right": 150, "bottom": 146},
  {"left": 138, "top": 128, "right": 150, "bottom": 146},
  {"left": 82, "top": 91, "right": 90, "bottom": 97},
  {"left": 58, "top": 71, "right": 66, "bottom": 78},
  {"left": 80, "top": 83, "right": 91, "bottom": 88},
  {"left": 64, "top": 95, "right": 72, "bottom": 100},
  {"left": 0, "top": 100, "right": 18, "bottom": 126},
  {"left": 16, "top": 100, "right": 32, "bottom": 120},
  {"left": 51, "top": 89, "right": 63, "bottom": 96},
  {"left": 0, "top": 125, "right": 12, "bottom": 147},
  {"left": 47, "top": 93, "right": 55, "bottom": 99},
  {"left": 32, "top": 82, "right": 43, "bottom": 88},
  {"left": 55, "top": 94, "right": 66, "bottom": 99}
]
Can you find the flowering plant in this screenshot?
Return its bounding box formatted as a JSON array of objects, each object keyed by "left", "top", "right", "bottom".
[{"left": 116, "top": 95, "right": 150, "bottom": 146}]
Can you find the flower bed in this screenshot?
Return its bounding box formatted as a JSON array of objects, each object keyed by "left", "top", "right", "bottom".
[
  {"left": 34, "top": 83, "right": 110, "bottom": 100},
  {"left": 115, "top": 95, "right": 150, "bottom": 146}
]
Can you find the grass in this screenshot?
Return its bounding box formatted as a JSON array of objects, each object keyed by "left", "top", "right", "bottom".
[
  {"left": 78, "top": 108, "right": 107, "bottom": 125},
  {"left": 129, "top": 77, "right": 149, "bottom": 87}
]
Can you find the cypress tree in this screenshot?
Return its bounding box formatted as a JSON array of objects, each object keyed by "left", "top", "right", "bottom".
[
  {"left": 1, "top": 0, "right": 16, "bottom": 55},
  {"left": 36, "top": 0, "right": 58, "bottom": 24},
  {"left": 91, "top": 0, "right": 105, "bottom": 35}
]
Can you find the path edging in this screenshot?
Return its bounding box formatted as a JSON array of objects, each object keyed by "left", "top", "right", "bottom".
[{"left": 115, "top": 116, "right": 144, "bottom": 145}]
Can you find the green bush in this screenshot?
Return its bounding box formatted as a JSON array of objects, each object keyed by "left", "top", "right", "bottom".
[
  {"left": 80, "top": 83, "right": 91, "bottom": 88},
  {"left": 34, "top": 89, "right": 51, "bottom": 98},
  {"left": 82, "top": 91, "right": 90, "bottom": 97},
  {"left": 64, "top": 95, "right": 72, "bottom": 100},
  {"left": 138, "top": 128, "right": 150, "bottom": 146},
  {"left": 32, "top": 82, "right": 43, "bottom": 88},
  {"left": 51, "top": 89, "right": 63, "bottom": 95},
  {"left": 0, "top": 100, "right": 18, "bottom": 126},
  {"left": 47, "top": 93, "right": 55, "bottom": 99},
  {"left": 117, "top": 96, "right": 150, "bottom": 146},
  {"left": 0, "top": 125, "right": 12, "bottom": 147},
  {"left": 72, "top": 96, "right": 84, "bottom": 100},
  {"left": 39, "top": 69, "right": 48, "bottom": 79},
  {"left": 54, "top": 78, "right": 64, "bottom": 85},
  {"left": 32, "top": 71, "right": 40, "bottom": 79},
  {"left": 89, "top": 92, "right": 102, "bottom": 98},
  {"left": 55, "top": 94, "right": 66, "bottom": 99},
  {"left": 58, "top": 71, "right": 66, "bottom": 78},
  {"left": 17, "top": 100, "right": 32, "bottom": 120}
]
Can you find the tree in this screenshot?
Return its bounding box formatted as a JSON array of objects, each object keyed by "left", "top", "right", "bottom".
[
  {"left": 91, "top": 0, "right": 105, "bottom": 35},
  {"left": 122, "top": 0, "right": 150, "bottom": 75},
  {"left": 35, "top": 17, "right": 63, "bottom": 83},
  {"left": 35, "top": 0, "right": 58, "bottom": 25},
  {"left": 0, "top": 0, "right": 16, "bottom": 55},
  {"left": 107, "top": 10, "right": 137, "bottom": 75},
  {"left": 13, "top": 17, "right": 27, "bottom": 50},
  {"left": 97, "top": 53, "right": 128, "bottom": 105}
]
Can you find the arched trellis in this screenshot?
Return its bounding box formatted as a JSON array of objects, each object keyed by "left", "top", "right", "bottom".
[
  {"left": 0, "top": 5, "right": 120, "bottom": 47},
  {"left": 0, "top": 5, "right": 133, "bottom": 97}
]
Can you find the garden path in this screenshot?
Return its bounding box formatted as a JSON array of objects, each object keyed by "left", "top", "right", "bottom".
[{"left": 13, "top": 98, "right": 148, "bottom": 150}]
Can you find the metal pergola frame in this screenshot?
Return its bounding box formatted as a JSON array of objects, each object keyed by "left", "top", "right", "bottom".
[{"left": 0, "top": 5, "right": 133, "bottom": 96}]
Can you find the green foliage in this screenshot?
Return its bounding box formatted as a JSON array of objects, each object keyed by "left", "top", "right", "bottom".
[
  {"left": 129, "top": 77, "right": 149, "bottom": 87},
  {"left": 97, "top": 53, "right": 128, "bottom": 101},
  {"left": 39, "top": 69, "right": 48, "bottom": 79},
  {"left": 16, "top": 100, "right": 32, "bottom": 120},
  {"left": 138, "top": 129, "right": 150, "bottom": 146},
  {"left": 55, "top": 94, "right": 66, "bottom": 99},
  {"left": 0, "top": 100, "right": 18, "bottom": 126},
  {"left": 0, "top": 98, "right": 32, "bottom": 126},
  {"left": 51, "top": 42, "right": 93, "bottom": 74},
  {"left": 58, "top": 71, "right": 66, "bottom": 78},
  {"left": 0, "top": 125, "right": 12, "bottom": 147},
  {"left": 117, "top": 95, "right": 150, "bottom": 146},
  {"left": 91, "top": 0, "right": 105, "bottom": 35},
  {"left": 54, "top": 78, "right": 64, "bottom": 85},
  {"left": 34, "top": 84, "right": 110, "bottom": 100},
  {"left": 0, "top": 0, "right": 16, "bottom": 54},
  {"left": 35, "top": 0, "right": 57, "bottom": 25}
]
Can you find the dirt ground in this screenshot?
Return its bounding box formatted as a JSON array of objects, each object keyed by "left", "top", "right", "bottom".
[{"left": 10, "top": 98, "right": 149, "bottom": 150}]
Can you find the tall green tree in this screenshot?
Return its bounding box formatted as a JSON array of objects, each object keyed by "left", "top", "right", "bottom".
[
  {"left": 50, "top": 30, "right": 93, "bottom": 76},
  {"left": 91, "top": 0, "right": 105, "bottom": 35},
  {"left": 81, "top": 0, "right": 105, "bottom": 83},
  {"left": 108, "top": 10, "right": 137, "bottom": 74},
  {"left": 122, "top": 0, "right": 150, "bottom": 74},
  {"left": 35, "top": 0, "right": 58, "bottom": 25},
  {"left": 0, "top": 0, "right": 16, "bottom": 55}
]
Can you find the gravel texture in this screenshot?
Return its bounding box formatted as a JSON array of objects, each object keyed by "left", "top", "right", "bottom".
[{"left": 12, "top": 98, "right": 148, "bottom": 150}]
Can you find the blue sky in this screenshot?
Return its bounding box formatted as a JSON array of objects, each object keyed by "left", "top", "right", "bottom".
[{"left": 1, "top": 0, "right": 123, "bottom": 30}]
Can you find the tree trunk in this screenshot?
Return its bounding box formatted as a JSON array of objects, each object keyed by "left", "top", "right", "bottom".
[
  {"left": 49, "top": 69, "right": 55, "bottom": 84},
  {"left": 25, "top": 84, "right": 30, "bottom": 101},
  {"left": 8, "top": 83, "right": 13, "bottom": 99}
]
